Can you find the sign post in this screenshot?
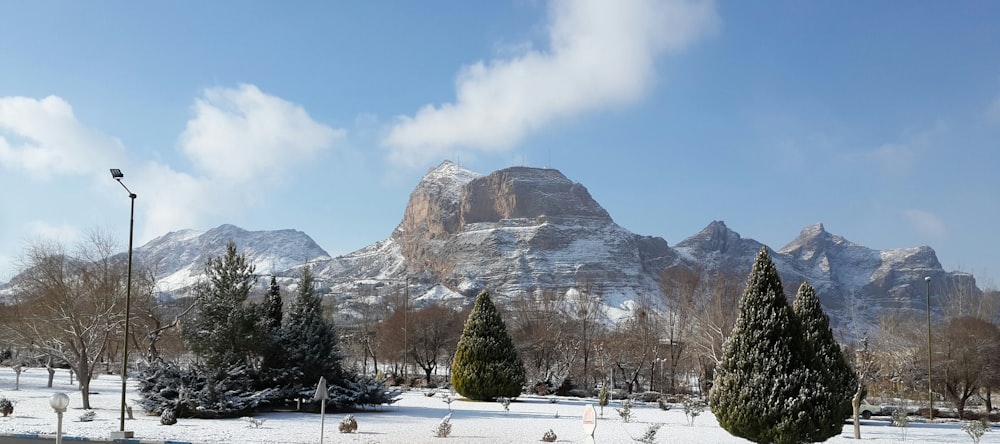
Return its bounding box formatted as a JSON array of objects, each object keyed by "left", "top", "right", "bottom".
[
  {"left": 314, "top": 376, "right": 329, "bottom": 444},
  {"left": 583, "top": 403, "right": 597, "bottom": 444}
]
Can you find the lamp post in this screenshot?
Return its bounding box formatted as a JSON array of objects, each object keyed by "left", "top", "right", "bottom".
[
  {"left": 109, "top": 169, "right": 136, "bottom": 439},
  {"left": 49, "top": 392, "right": 69, "bottom": 444},
  {"left": 925, "top": 275, "right": 933, "bottom": 421}
]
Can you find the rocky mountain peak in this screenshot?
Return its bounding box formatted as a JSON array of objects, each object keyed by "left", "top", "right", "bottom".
[
  {"left": 676, "top": 220, "right": 752, "bottom": 255},
  {"left": 459, "top": 166, "right": 611, "bottom": 225}
]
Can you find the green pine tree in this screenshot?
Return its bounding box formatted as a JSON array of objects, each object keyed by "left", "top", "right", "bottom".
[
  {"left": 260, "top": 275, "right": 285, "bottom": 378},
  {"left": 278, "top": 266, "right": 343, "bottom": 389},
  {"left": 264, "top": 276, "right": 283, "bottom": 332},
  {"left": 709, "top": 247, "right": 813, "bottom": 444},
  {"left": 792, "top": 281, "right": 858, "bottom": 442},
  {"left": 451, "top": 290, "right": 526, "bottom": 401},
  {"left": 182, "top": 241, "right": 262, "bottom": 377}
]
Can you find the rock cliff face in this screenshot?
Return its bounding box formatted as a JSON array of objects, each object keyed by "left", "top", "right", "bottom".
[{"left": 374, "top": 162, "right": 670, "bottom": 317}]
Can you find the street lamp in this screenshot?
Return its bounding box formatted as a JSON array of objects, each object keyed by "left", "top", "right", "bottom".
[
  {"left": 925, "top": 275, "right": 933, "bottom": 421},
  {"left": 49, "top": 392, "right": 69, "bottom": 444},
  {"left": 109, "top": 168, "right": 136, "bottom": 439}
]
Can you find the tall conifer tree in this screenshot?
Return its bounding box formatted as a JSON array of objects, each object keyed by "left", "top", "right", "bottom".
[
  {"left": 793, "top": 281, "right": 858, "bottom": 442},
  {"left": 451, "top": 290, "right": 525, "bottom": 400},
  {"left": 182, "top": 241, "right": 261, "bottom": 377},
  {"left": 264, "top": 276, "right": 283, "bottom": 331},
  {"left": 279, "top": 267, "right": 343, "bottom": 388},
  {"left": 709, "top": 247, "right": 813, "bottom": 444}
]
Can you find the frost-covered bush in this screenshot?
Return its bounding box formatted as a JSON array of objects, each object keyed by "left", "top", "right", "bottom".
[
  {"left": 657, "top": 399, "right": 672, "bottom": 411},
  {"left": 450, "top": 290, "right": 525, "bottom": 401},
  {"left": 241, "top": 416, "right": 266, "bottom": 428},
  {"left": 637, "top": 424, "right": 662, "bottom": 444},
  {"left": 160, "top": 408, "right": 177, "bottom": 425},
  {"left": 338, "top": 414, "right": 357, "bottom": 433},
  {"left": 963, "top": 418, "right": 990, "bottom": 444},
  {"left": 616, "top": 399, "right": 633, "bottom": 423},
  {"left": 434, "top": 413, "right": 453, "bottom": 438},
  {"left": 78, "top": 410, "right": 96, "bottom": 422},
  {"left": 0, "top": 398, "right": 13, "bottom": 417},
  {"left": 542, "top": 429, "right": 557, "bottom": 442},
  {"left": 682, "top": 397, "right": 706, "bottom": 426},
  {"left": 891, "top": 408, "right": 909, "bottom": 441},
  {"left": 498, "top": 397, "right": 511, "bottom": 413}
]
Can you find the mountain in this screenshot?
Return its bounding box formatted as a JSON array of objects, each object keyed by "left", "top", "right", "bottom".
[
  {"left": 137, "top": 224, "right": 331, "bottom": 293},
  {"left": 0, "top": 161, "right": 980, "bottom": 332}
]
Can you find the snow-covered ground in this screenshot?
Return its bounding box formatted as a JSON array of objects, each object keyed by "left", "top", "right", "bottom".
[{"left": 0, "top": 367, "right": 995, "bottom": 443}]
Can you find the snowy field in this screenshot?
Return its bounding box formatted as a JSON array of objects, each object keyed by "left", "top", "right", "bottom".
[{"left": 0, "top": 367, "right": 995, "bottom": 443}]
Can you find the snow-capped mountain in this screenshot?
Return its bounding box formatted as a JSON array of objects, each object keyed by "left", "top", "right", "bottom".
[
  {"left": 0, "top": 161, "right": 980, "bottom": 332},
  {"left": 136, "top": 224, "right": 331, "bottom": 293}
]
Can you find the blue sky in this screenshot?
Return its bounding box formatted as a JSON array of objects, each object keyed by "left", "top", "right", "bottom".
[{"left": 1, "top": 1, "right": 999, "bottom": 287}]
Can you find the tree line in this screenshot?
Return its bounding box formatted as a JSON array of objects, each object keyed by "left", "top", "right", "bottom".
[{"left": 3, "top": 233, "right": 998, "bottom": 431}]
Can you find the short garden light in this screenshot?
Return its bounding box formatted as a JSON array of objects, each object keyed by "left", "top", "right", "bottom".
[{"left": 49, "top": 392, "right": 69, "bottom": 444}]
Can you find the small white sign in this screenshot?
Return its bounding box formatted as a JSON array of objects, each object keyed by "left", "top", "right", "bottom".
[{"left": 583, "top": 404, "right": 597, "bottom": 436}]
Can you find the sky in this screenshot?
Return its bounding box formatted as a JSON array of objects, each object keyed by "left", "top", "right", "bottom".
[{"left": 1, "top": 1, "right": 999, "bottom": 287}]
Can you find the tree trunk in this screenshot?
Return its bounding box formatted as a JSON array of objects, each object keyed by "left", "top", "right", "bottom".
[
  {"left": 986, "top": 390, "right": 993, "bottom": 412},
  {"left": 852, "top": 386, "right": 863, "bottom": 439},
  {"left": 46, "top": 361, "right": 55, "bottom": 388},
  {"left": 77, "top": 360, "right": 92, "bottom": 409}
]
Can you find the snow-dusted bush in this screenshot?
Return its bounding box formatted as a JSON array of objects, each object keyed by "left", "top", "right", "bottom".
[
  {"left": 657, "top": 398, "right": 672, "bottom": 411},
  {"left": 78, "top": 410, "right": 96, "bottom": 422},
  {"left": 241, "top": 416, "right": 266, "bottom": 428},
  {"left": 434, "top": 413, "right": 453, "bottom": 438},
  {"left": 891, "top": 408, "right": 909, "bottom": 441},
  {"left": 338, "top": 414, "right": 357, "bottom": 433},
  {"left": 450, "top": 290, "right": 525, "bottom": 401},
  {"left": 160, "top": 408, "right": 177, "bottom": 425},
  {"left": 498, "top": 397, "right": 511, "bottom": 413},
  {"left": 963, "top": 418, "right": 990, "bottom": 444},
  {"left": 682, "top": 397, "right": 706, "bottom": 426},
  {"left": 616, "top": 399, "right": 633, "bottom": 423},
  {"left": 0, "top": 398, "right": 13, "bottom": 416},
  {"left": 636, "top": 424, "right": 662, "bottom": 444},
  {"left": 542, "top": 429, "right": 557, "bottom": 442}
]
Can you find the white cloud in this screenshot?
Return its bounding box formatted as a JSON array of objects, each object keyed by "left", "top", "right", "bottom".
[
  {"left": 25, "top": 221, "right": 82, "bottom": 245},
  {"left": 179, "top": 84, "right": 344, "bottom": 183},
  {"left": 383, "top": 0, "right": 718, "bottom": 166},
  {"left": 903, "top": 209, "right": 947, "bottom": 239},
  {"left": 0, "top": 95, "right": 124, "bottom": 178}
]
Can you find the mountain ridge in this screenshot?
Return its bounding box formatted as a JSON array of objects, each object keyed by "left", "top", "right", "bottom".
[{"left": 0, "top": 161, "right": 979, "bottom": 332}]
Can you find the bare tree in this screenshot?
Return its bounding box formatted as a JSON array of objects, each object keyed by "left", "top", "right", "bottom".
[
  {"left": 609, "top": 304, "right": 661, "bottom": 394},
  {"left": 568, "top": 280, "right": 605, "bottom": 393},
  {"left": 848, "top": 336, "right": 881, "bottom": 439},
  {"left": 403, "top": 304, "right": 464, "bottom": 385},
  {"left": 659, "top": 266, "right": 701, "bottom": 393},
  {"left": 669, "top": 270, "right": 743, "bottom": 393},
  {"left": 5, "top": 234, "right": 137, "bottom": 409},
  {"left": 506, "top": 288, "right": 587, "bottom": 393},
  {"left": 934, "top": 316, "right": 1000, "bottom": 418}
]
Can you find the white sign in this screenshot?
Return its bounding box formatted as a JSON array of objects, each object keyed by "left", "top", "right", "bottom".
[{"left": 583, "top": 404, "right": 597, "bottom": 436}]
